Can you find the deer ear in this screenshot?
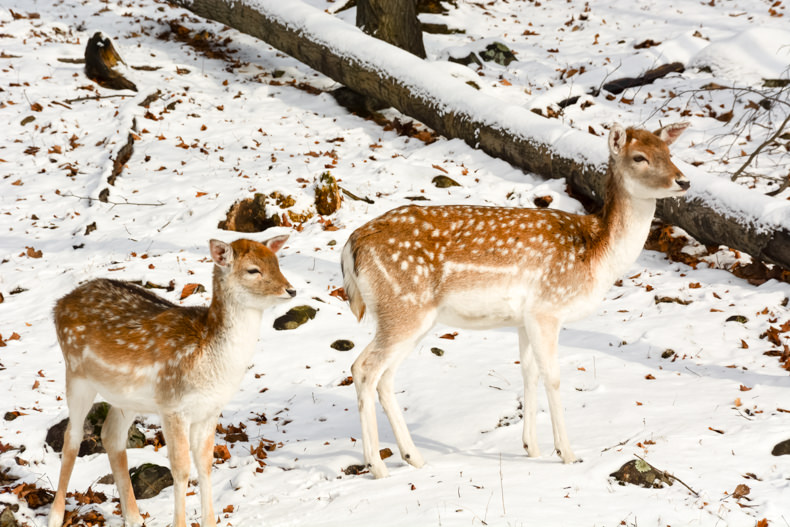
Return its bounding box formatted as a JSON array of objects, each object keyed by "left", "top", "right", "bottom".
[
  {"left": 263, "top": 234, "right": 289, "bottom": 254},
  {"left": 655, "top": 122, "right": 689, "bottom": 146},
  {"left": 209, "top": 239, "right": 234, "bottom": 268},
  {"left": 608, "top": 123, "right": 627, "bottom": 156}
]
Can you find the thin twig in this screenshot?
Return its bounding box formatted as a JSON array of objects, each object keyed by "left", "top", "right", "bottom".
[
  {"left": 731, "top": 112, "right": 790, "bottom": 181},
  {"left": 634, "top": 454, "right": 699, "bottom": 497},
  {"left": 63, "top": 94, "right": 132, "bottom": 104},
  {"left": 59, "top": 191, "right": 164, "bottom": 207},
  {"left": 339, "top": 185, "right": 374, "bottom": 204}
]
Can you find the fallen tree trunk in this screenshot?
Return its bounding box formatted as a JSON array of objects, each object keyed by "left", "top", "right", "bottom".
[{"left": 177, "top": 0, "right": 790, "bottom": 269}]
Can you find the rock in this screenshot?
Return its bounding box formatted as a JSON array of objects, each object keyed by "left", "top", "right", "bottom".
[
  {"left": 0, "top": 507, "right": 18, "bottom": 527},
  {"left": 126, "top": 425, "right": 146, "bottom": 449},
  {"left": 3, "top": 412, "right": 18, "bottom": 421},
  {"left": 661, "top": 349, "right": 675, "bottom": 359},
  {"left": 342, "top": 464, "right": 368, "bottom": 476},
  {"left": 46, "top": 402, "right": 145, "bottom": 456},
  {"left": 130, "top": 463, "right": 173, "bottom": 500},
  {"left": 726, "top": 315, "right": 749, "bottom": 324},
  {"left": 431, "top": 347, "right": 445, "bottom": 357},
  {"left": 610, "top": 459, "right": 673, "bottom": 489},
  {"left": 432, "top": 175, "right": 461, "bottom": 188},
  {"left": 772, "top": 439, "right": 790, "bottom": 456},
  {"left": 480, "top": 42, "right": 517, "bottom": 66},
  {"left": 273, "top": 305, "right": 317, "bottom": 330},
  {"left": 97, "top": 473, "right": 115, "bottom": 485},
  {"left": 533, "top": 195, "right": 553, "bottom": 208},
  {"left": 314, "top": 172, "right": 342, "bottom": 216},
  {"left": 330, "top": 339, "right": 355, "bottom": 351}
]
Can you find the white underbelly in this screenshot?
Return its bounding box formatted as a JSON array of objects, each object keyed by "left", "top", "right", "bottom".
[{"left": 437, "top": 287, "right": 524, "bottom": 329}]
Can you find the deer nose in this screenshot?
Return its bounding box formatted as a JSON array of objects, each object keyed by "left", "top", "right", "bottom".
[
  {"left": 677, "top": 179, "right": 690, "bottom": 191},
  {"left": 286, "top": 288, "right": 297, "bottom": 298}
]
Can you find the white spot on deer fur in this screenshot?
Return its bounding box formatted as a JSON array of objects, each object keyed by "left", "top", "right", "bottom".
[
  {"left": 392, "top": 252, "right": 400, "bottom": 262},
  {"left": 414, "top": 229, "right": 420, "bottom": 237},
  {"left": 388, "top": 238, "right": 396, "bottom": 245},
  {"left": 408, "top": 255, "right": 414, "bottom": 263},
  {"left": 408, "top": 216, "right": 416, "bottom": 224},
  {"left": 508, "top": 219, "right": 516, "bottom": 227},
  {"left": 404, "top": 241, "right": 411, "bottom": 249},
  {"left": 401, "top": 261, "right": 409, "bottom": 271}
]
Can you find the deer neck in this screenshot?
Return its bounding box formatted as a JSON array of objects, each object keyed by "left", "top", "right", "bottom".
[
  {"left": 204, "top": 270, "right": 263, "bottom": 371},
  {"left": 595, "top": 164, "right": 657, "bottom": 277}
]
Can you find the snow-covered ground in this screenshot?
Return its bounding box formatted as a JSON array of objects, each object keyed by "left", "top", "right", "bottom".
[{"left": 0, "top": 0, "right": 788, "bottom": 525}]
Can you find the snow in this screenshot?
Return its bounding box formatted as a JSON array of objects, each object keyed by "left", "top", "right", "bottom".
[{"left": 0, "top": 0, "right": 789, "bottom": 526}]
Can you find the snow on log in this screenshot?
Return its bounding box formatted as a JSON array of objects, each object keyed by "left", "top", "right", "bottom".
[{"left": 177, "top": 0, "right": 790, "bottom": 269}]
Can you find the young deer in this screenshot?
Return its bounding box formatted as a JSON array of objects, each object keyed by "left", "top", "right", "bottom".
[
  {"left": 49, "top": 237, "right": 295, "bottom": 527},
  {"left": 342, "top": 123, "right": 690, "bottom": 478}
]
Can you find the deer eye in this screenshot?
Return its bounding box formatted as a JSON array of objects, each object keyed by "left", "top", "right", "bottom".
[
  {"left": 632, "top": 154, "right": 648, "bottom": 164},
  {"left": 246, "top": 268, "right": 261, "bottom": 275}
]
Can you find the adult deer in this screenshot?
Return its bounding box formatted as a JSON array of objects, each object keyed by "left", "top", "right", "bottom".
[
  {"left": 49, "top": 237, "right": 295, "bottom": 527},
  {"left": 342, "top": 123, "right": 690, "bottom": 478}
]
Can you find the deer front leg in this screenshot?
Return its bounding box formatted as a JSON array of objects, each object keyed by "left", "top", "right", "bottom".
[
  {"left": 101, "top": 406, "right": 144, "bottom": 527},
  {"left": 162, "top": 414, "right": 191, "bottom": 527},
  {"left": 190, "top": 416, "right": 218, "bottom": 527},
  {"left": 517, "top": 327, "right": 541, "bottom": 458},
  {"left": 525, "top": 315, "right": 577, "bottom": 464}
]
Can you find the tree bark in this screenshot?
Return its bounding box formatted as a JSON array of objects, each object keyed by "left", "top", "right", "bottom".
[
  {"left": 357, "top": 0, "right": 426, "bottom": 58},
  {"left": 175, "top": 0, "right": 790, "bottom": 270}
]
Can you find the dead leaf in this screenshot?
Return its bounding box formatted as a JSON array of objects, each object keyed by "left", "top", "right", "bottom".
[
  {"left": 26, "top": 247, "right": 42, "bottom": 258},
  {"left": 739, "top": 385, "right": 752, "bottom": 392},
  {"left": 180, "top": 283, "right": 205, "bottom": 300},
  {"left": 329, "top": 287, "right": 348, "bottom": 301},
  {"left": 732, "top": 483, "right": 750, "bottom": 499},
  {"left": 213, "top": 444, "right": 230, "bottom": 462}
]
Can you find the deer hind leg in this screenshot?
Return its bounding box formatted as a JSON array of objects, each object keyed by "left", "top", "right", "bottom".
[
  {"left": 49, "top": 377, "right": 97, "bottom": 527},
  {"left": 190, "top": 416, "right": 218, "bottom": 527},
  {"left": 518, "top": 327, "right": 541, "bottom": 458},
  {"left": 101, "top": 406, "right": 143, "bottom": 527},
  {"left": 162, "top": 414, "right": 191, "bottom": 527},
  {"left": 525, "top": 315, "right": 577, "bottom": 464},
  {"left": 352, "top": 315, "right": 432, "bottom": 479},
  {"left": 352, "top": 337, "right": 392, "bottom": 479},
  {"left": 377, "top": 343, "right": 426, "bottom": 470}
]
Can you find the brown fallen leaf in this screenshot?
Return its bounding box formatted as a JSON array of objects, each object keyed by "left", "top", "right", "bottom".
[
  {"left": 732, "top": 483, "right": 750, "bottom": 499},
  {"left": 180, "top": 283, "right": 205, "bottom": 300}
]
